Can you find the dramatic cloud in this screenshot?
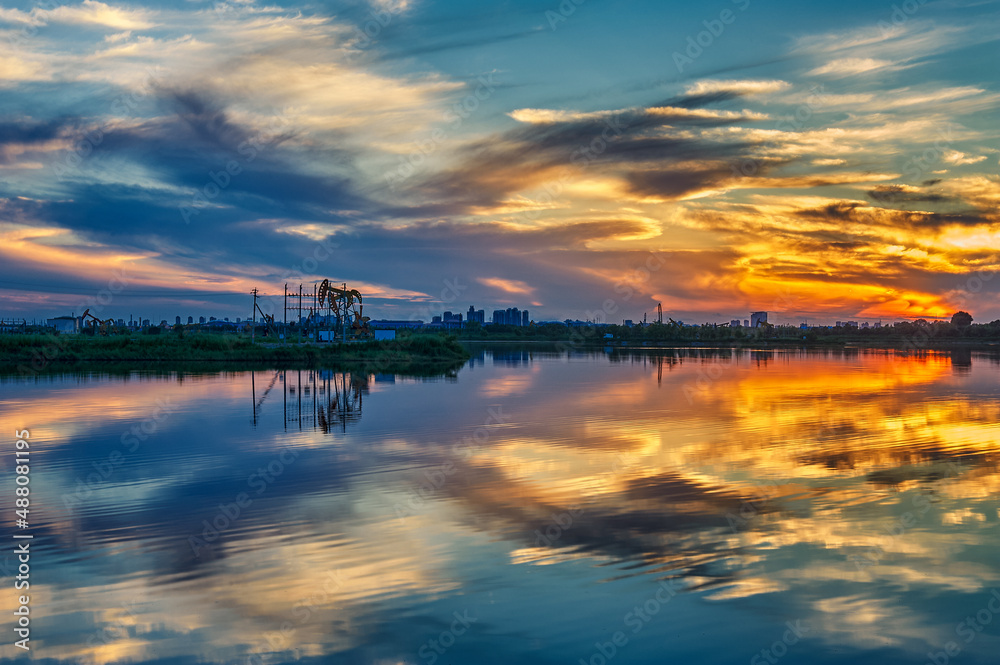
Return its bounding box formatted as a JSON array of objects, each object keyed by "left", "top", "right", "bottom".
[{"left": 0, "top": 1, "right": 998, "bottom": 323}]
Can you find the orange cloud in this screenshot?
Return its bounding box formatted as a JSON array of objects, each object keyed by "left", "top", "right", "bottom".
[{"left": 477, "top": 277, "right": 535, "bottom": 296}]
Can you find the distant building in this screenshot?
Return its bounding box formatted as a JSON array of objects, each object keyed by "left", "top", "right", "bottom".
[
  {"left": 467, "top": 306, "right": 485, "bottom": 324},
  {"left": 175, "top": 316, "right": 181, "bottom": 325},
  {"left": 47, "top": 316, "right": 80, "bottom": 334},
  {"left": 199, "top": 316, "right": 206, "bottom": 324},
  {"left": 491, "top": 307, "right": 529, "bottom": 326},
  {"left": 744, "top": 319, "right": 749, "bottom": 327},
  {"left": 750, "top": 311, "right": 768, "bottom": 328},
  {"left": 187, "top": 316, "right": 194, "bottom": 324},
  {"left": 730, "top": 319, "right": 742, "bottom": 327},
  {"left": 209, "top": 317, "right": 216, "bottom": 322},
  {"left": 432, "top": 315, "right": 442, "bottom": 324},
  {"left": 142, "top": 319, "right": 150, "bottom": 327}
]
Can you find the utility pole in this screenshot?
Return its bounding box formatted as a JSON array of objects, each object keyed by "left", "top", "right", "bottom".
[
  {"left": 342, "top": 282, "right": 347, "bottom": 342},
  {"left": 251, "top": 288, "right": 257, "bottom": 343},
  {"left": 298, "top": 284, "right": 302, "bottom": 342},
  {"left": 284, "top": 283, "right": 287, "bottom": 340}
]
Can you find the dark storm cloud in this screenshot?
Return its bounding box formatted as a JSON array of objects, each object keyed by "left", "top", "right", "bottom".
[
  {"left": 65, "top": 87, "right": 374, "bottom": 222},
  {"left": 625, "top": 166, "right": 736, "bottom": 200},
  {"left": 0, "top": 116, "right": 79, "bottom": 164},
  {"left": 0, "top": 117, "right": 74, "bottom": 143},
  {"left": 866, "top": 184, "right": 953, "bottom": 204},
  {"left": 409, "top": 102, "right": 774, "bottom": 212},
  {"left": 655, "top": 90, "right": 747, "bottom": 109},
  {"left": 796, "top": 201, "right": 992, "bottom": 230}
]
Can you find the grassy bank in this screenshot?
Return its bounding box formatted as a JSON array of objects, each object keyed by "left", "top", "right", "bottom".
[{"left": 1, "top": 333, "right": 470, "bottom": 375}]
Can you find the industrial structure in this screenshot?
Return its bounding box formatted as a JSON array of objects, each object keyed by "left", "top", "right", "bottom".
[
  {"left": 46, "top": 316, "right": 80, "bottom": 334},
  {"left": 81, "top": 308, "right": 115, "bottom": 336},
  {"left": 260, "top": 280, "right": 372, "bottom": 342}
]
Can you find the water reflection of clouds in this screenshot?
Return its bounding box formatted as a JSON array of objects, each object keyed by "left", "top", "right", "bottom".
[
  {"left": 404, "top": 349, "right": 1000, "bottom": 653},
  {"left": 2, "top": 349, "right": 998, "bottom": 663}
]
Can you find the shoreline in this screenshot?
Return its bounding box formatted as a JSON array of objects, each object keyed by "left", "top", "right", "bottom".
[
  {"left": 3, "top": 333, "right": 996, "bottom": 376},
  {"left": 457, "top": 338, "right": 1000, "bottom": 350},
  {"left": 0, "top": 334, "right": 470, "bottom": 376}
]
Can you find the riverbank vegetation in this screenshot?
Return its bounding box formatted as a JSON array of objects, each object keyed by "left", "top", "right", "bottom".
[
  {"left": 0, "top": 333, "right": 469, "bottom": 375},
  {"left": 435, "top": 313, "right": 1000, "bottom": 348}
]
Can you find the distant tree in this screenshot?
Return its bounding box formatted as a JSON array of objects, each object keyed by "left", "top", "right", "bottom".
[{"left": 951, "top": 311, "right": 973, "bottom": 328}]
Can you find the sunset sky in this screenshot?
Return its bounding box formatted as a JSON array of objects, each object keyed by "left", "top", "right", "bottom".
[{"left": 1, "top": 0, "right": 998, "bottom": 324}]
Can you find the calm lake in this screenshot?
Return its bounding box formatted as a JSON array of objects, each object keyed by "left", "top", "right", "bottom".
[{"left": 2, "top": 345, "right": 999, "bottom": 664}]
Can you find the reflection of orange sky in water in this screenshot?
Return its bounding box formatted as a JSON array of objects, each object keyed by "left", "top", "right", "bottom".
[
  {"left": 480, "top": 351, "right": 999, "bottom": 494},
  {"left": 1, "top": 356, "right": 997, "bottom": 663},
  {"left": 430, "top": 351, "right": 1000, "bottom": 613},
  {"left": 0, "top": 374, "right": 243, "bottom": 446}
]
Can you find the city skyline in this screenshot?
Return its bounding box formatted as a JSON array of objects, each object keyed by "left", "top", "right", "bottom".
[
  {"left": 27, "top": 302, "right": 940, "bottom": 330},
  {"left": 1, "top": 1, "right": 999, "bottom": 326},
  {"left": 1, "top": 286, "right": 986, "bottom": 329}
]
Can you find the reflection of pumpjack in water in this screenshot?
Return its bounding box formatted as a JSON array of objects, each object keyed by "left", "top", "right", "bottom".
[
  {"left": 643, "top": 354, "right": 678, "bottom": 386},
  {"left": 251, "top": 370, "right": 367, "bottom": 433}
]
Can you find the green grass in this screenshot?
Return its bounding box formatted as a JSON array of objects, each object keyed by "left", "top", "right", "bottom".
[{"left": 0, "top": 333, "right": 470, "bottom": 375}]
